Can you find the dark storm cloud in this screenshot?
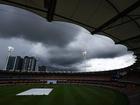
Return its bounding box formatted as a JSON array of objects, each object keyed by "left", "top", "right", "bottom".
[
  {"left": 0, "top": 4, "right": 89, "bottom": 47},
  {"left": 45, "top": 46, "right": 82, "bottom": 65},
  {"left": 0, "top": 4, "right": 136, "bottom": 71}
]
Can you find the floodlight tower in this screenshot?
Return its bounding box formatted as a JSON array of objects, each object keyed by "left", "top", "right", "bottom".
[
  {"left": 8, "top": 46, "right": 14, "bottom": 56},
  {"left": 82, "top": 50, "right": 87, "bottom": 72},
  {"left": 4, "top": 46, "right": 14, "bottom": 70}
]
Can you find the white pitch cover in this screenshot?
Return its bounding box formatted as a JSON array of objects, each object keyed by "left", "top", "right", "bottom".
[{"left": 16, "top": 88, "right": 53, "bottom": 96}]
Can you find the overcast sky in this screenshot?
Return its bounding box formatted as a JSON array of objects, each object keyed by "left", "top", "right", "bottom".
[{"left": 0, "top": 4, "right": 137, "bottom": 72}]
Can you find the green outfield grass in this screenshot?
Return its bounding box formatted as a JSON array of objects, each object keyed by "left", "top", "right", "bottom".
[{"left": 0, "top": 84, "right": 128, "bottom": 105}]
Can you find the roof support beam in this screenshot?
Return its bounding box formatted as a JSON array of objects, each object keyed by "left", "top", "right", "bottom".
[
  {"left": 44, "top": 0, "right": 57, "bottom": 22},
  {"left": 105, "top": 0, "right": 140, "bottom": 31},
  {"left": 105, "top": 0, "right": 120, "bottom": 13},
  {"left": 104, "top": 17, "right": 140, "bottom": 30},
  {"left": 117, "top": 34, "right": 140, "bottom": 44},
  {"left": 91, "top": 0, "right": 140, "bottom": 34}
]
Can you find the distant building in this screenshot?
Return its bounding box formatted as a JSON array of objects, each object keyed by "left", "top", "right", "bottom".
[
  {"left": 38, "top": 66, "right": 46, "bottom": 72},
  {"left": 6, "top": 56, "right": 36, "bottom": 72},
  {"left": 6, "top": 56, "right": 16, "bottom": 71},
  {"left": 22, "top": 56, "right": 36, "bottom": 72},
  {"left": 29, "top": 57, "right": 36, "bottom": 71},
  {"left": 6, "top": 56, "right": 23, "bottom": 71},
  {"left": 22, "top": 56, "right": 30, "bottom": 71},
  {"left": 13, "top": 56, "right": 23, "bottom": 71}
]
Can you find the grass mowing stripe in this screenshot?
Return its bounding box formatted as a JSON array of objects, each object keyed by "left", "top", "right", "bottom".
[
  {"left": 80, "top": 85, "right": 114, "bottom": 104},
  {"left": 46, "top": 84, "right": 65, "bottom": 105},
  {"left": 0, "top": 84, "right": 128, "bottom": 105},
  {"left": 63, "top": 85, "right": 77, "bottom": 105},
  {"left": 73, "top": 85, "right": 101, "bottom": 105},
  {"left": 80, "top": 85, "right": 128, "bottom": 105}
]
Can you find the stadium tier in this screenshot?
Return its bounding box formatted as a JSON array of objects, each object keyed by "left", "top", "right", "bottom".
[{"left": 0, "top": 70, "right": 139, "bottom": 105}]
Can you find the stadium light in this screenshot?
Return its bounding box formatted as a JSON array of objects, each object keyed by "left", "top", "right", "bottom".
[
  {"left": 8, "top": 46, "right": 14, "bottom": 56},
  {"left": 4, "top": 46, "right": 15, "bottom": 70},
  {"left": 82, "top": 50, "right": 87, "bottom": 72}
]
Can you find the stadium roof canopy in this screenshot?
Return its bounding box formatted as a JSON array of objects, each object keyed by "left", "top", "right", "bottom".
[{"left": 0, "top": 0, "right": 140, "bottom": 70}]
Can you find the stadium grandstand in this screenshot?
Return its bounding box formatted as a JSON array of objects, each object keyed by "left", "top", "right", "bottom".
[{"left": 0, "top": 0, "right": 140, "bottom": 105}]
